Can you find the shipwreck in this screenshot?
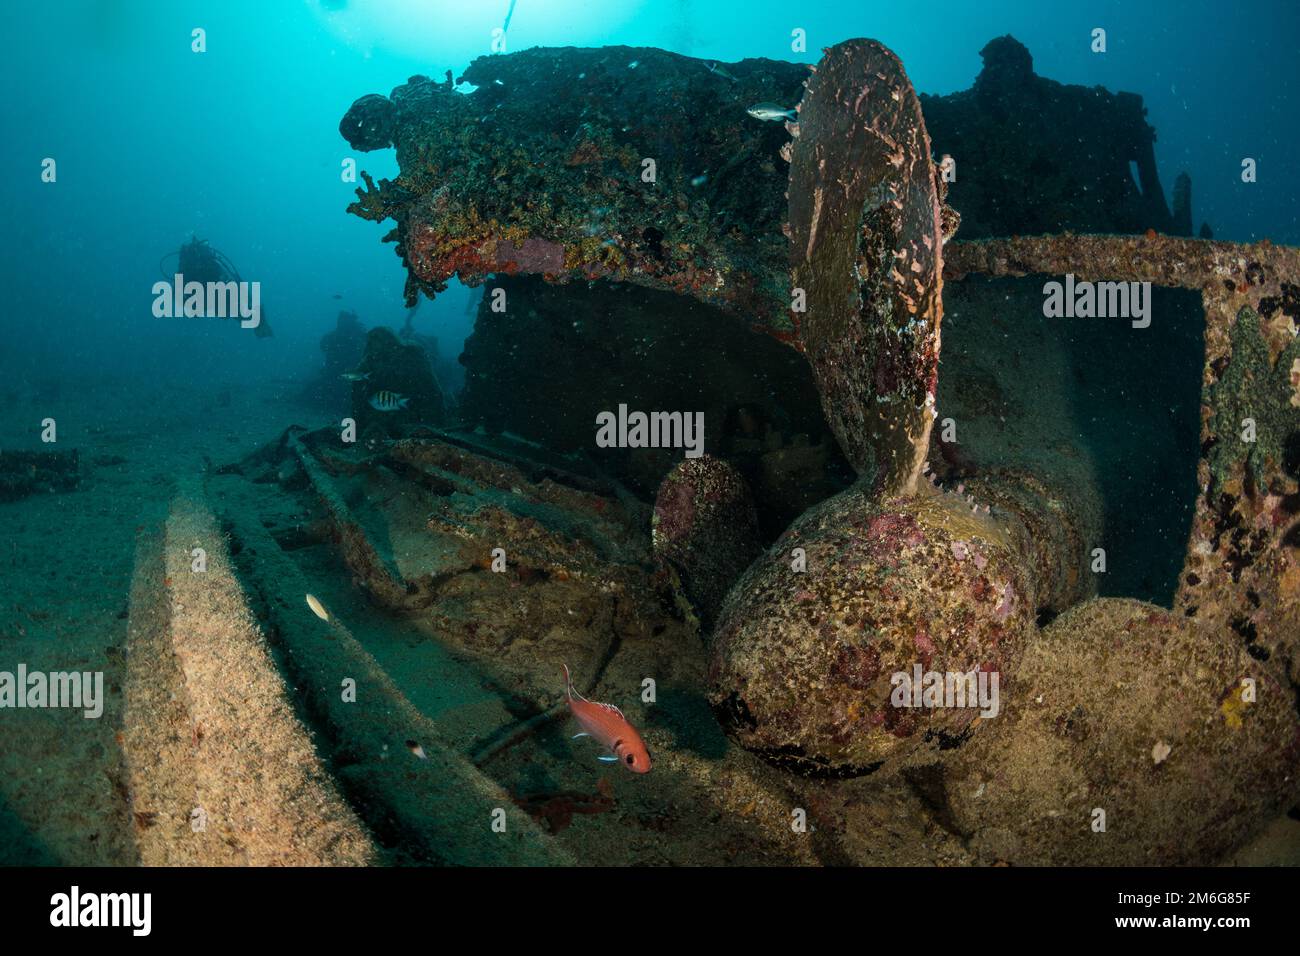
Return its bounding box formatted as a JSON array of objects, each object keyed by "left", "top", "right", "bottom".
[{"left": 109, "top": 35, "right": 1299, "bottom": 867}]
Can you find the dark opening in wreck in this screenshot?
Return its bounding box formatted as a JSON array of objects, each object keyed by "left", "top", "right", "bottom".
[{"left": 457, "top": 275, "right": 854, "bottom": 538}]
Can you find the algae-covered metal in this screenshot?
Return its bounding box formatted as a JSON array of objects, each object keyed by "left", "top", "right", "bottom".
[{"left": 788, "top": 39, "right": 945, "bottom": 495}]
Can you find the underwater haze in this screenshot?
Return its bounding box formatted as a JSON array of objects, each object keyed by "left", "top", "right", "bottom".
[
  {"left": 2, "top": 0, "right": 1297, "bottom": 376},
  {"left": 2, "top": 0, "right": 1300, "bottom": 877}
]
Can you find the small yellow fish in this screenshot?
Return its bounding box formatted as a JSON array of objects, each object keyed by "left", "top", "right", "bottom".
[{"left": 305, "top": 593, "right": 329, "bottom": 621}]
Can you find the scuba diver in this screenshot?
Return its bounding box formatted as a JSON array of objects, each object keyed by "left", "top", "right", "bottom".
[{"left": 159, "top": 236, "right": 273, "bottom": 338}]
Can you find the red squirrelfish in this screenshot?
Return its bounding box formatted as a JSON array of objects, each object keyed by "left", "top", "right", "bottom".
[{"left": 563, "top": 664, "right": 652, "bottom": 774}]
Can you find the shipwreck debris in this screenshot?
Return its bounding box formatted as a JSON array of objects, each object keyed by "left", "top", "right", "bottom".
[
  {"left": 342, "top": 46, "right": 808, "bottom": 329},
  {"left": 941, "top": 599, "right": 1300, "bottom": 865},
  {"left": 339, "top": 92, "right": 397, "bottom": 152},
  {"left": 788, "top": 38, "right": 945, "bottom": 496},
  {"left": 651, "top": 456, "right": 761, "bottom": 631},
  {"left": 946, "top": 232, "right": 1300, "bottom": 679},
  {"left": 0, "top": 449, "right": 80, "bottom": 503},
  {"left": 351, "top": 327, "right": 445, "bottom": 437},
  {"left": 921, "top": 35, "right": 1192, "bottom": 239},
  {"left": 330, "top": 36, "right": 1300, "bottom": 865}
]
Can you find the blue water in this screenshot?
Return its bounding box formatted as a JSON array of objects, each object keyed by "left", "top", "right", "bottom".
[{"left": 2, "top": 0, "right": 1296, "bottom": 382}]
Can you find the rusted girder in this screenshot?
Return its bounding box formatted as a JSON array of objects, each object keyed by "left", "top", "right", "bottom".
[{"left": 946, "top": 233, "right": 1300, "bottom": 677}]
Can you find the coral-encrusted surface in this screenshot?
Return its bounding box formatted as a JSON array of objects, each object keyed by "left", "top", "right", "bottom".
[
  {"left": 788, "top": 39, "right": 944, "bottom": 494},
  {"left": 941, "top": 599, "right": 1300, "bottom": 865},
  {"left": 708, "top": 487, "right": 1034, "bottom": 777},
  {"left": 344, "top": 47, "right": 806, "bottom": 336},
  {"left": 339, "top": 93, "right": 397, "bottom": 152},
  {"left": 651, "top": 456, "right": 761, "bottom": 630},
  {"left": 327, "top": 42, "right": 1300, "bottom": 864},
  {"left": 1206, "top": 307, "right": 1300, "bottom": 499},
  {"left": 342, "top": 35, "right": 1202, "bottom": 362}
]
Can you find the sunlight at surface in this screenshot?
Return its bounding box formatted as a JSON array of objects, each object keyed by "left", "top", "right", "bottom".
[{"left": 309, "top": 0, "right": 648, "bottom": 63}]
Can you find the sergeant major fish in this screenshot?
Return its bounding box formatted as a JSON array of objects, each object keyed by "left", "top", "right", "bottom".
[
  {"left": 368, "top": 390, "right": 410, "bottom": 411},
  {"left": 563, "top": 663, "right": 652, "bottom": 773},
  {"left": 746, "top": 102, "right": 796, "bottom": 122}
]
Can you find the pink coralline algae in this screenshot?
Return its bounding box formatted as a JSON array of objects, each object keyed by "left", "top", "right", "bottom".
[
  {"left": 913, "top": 628, "right": 937, "bottom": 660},
  {"left": 867, "top": 512, "right": 927, "bottom": 552},
  {"left": 495, "top": 237, "right": 567, "bottom": 275},
  {"left": 994, "top": 582, "right": 1016, "bottom": 622}
]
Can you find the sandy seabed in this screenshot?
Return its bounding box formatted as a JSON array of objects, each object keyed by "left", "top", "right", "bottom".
[
  {"left": 0, "top": 374, "right": 340, "bottom": 864},
  {"left": 1, "top": 372, "right": 1297, "bottom": 867}
]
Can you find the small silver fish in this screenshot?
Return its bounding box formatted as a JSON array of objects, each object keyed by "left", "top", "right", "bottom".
[
  {"left": 627, "top": 60, "right": 639, "bottom": 69},
  {"left": 305, "top": 593, "right": 329, "bottom": 621},
  {"left": 369, "top": 390, "right": 410, "bottom": 412},
  {"left": 706, "top": 61, "right": 737, "bottom": 82},
  {"left": 747, "top": 102, "right": 796, "bottom": 122},
  {"left": 341, "top": 370, "right": 370, "bottom": 382}
]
